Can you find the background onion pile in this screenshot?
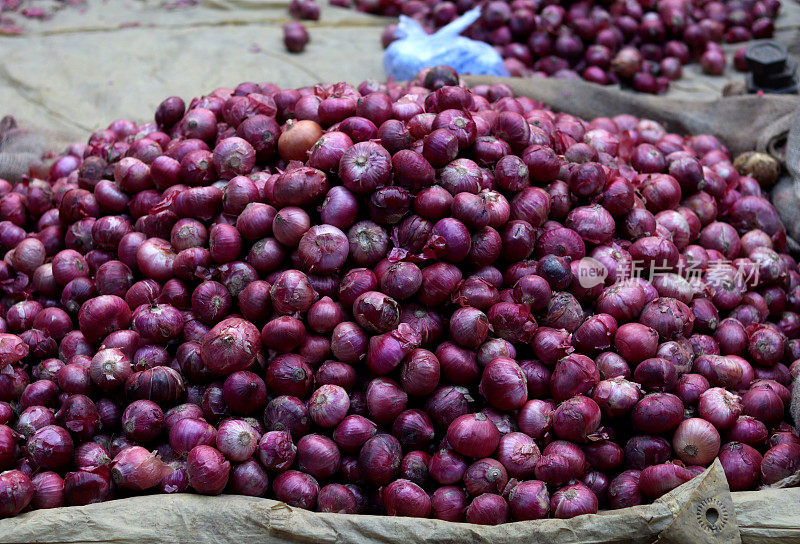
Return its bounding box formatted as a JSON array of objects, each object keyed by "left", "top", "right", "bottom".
[
  {"left": 303, "top": 0, "right": 783, "bottom": 93},
  {"left": 0, "top": 65, "right": 797, "bottom": 524}
]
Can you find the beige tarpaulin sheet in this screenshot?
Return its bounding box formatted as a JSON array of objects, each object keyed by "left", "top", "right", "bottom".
[{"left": 0, "top": 0, "right": 391, "bottom": 147}]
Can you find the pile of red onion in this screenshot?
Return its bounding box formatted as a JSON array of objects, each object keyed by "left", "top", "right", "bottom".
[
  {"left": 323, "top": 0, "right": 781, "bottom": 94},
  {"left": 0, "top": 65, "right": 797, "bottom": 525}
]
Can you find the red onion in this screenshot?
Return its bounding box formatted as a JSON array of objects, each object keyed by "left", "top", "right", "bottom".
[
  {"left": 399, "top": 450, "right": 430, "bottom": 485},
  {"left": 631, "top": 393, "right": 684, "bottom": 434},
  {"left": 464, "top": 458, "right": 507, "bottom": 496},
  {"left": 478, "top": 338, "right": 516, "bottom": 368},
  {"left": 111, "top": 446, "right": 171, "bottom": 490},
  {"left": 357, "top": 433, "right": 402, "bottom": 486},
  {"left": 506, "top": 480, "right": 549, "bottom": 521},
  {"left": 125, "top": 366, "right": 184, "bottom": 407},
  {"left": 31, "top": 471, "right": 64, "bottom": 509},
  {"left": 317, "top": 483, "right": 358, "bottom": 514},
  {"left": 315, "top": 361, "right": 356, "bottom": 390},
  {"left": 572, "top": 314, "right": 617, "bottom": 352},
  {"left": 742, "top": 386, "right": 785, "bottom": 427},
  {"left": 0, "top": 66, "right": 795, "bottom": 521},
  {"left": 227, "top": 458, "right": 268, "bottom": 497},
  {"left": 89, "top": 348, "right": 131, "bottom": 391},
  {"left": 549, "top": 482, "right": 598, "bottom": 519},
  {"left": 265, "top": 355, "right": 313, "bottom": 399},
  {"left": 222, "top": 371, "right": 267, "bottom": 416},
  {"left": 216, "top": 419, "right": 258, "bottom": 463},
  {"left": 16, "top": 406, "right": 56, "bottom": 439},
  {"left": 186, "top": 445, "right": 230, "bottom": 495},
  {"left": 400, "top": 349, "right": 440, "bottom": 397},
  {"left": 699, "top": 387, "right": 743, "bottom": 429},
  {"left": 550, "top": 354, "right": 599, "bottom": 402},
  {"left": 73, "top": 441, "right": 110, "bottom": 469},
  {"left": 761, "top": 443, "right": 800, "bottom": 485},
  {"left": 0, "top": 470, "right": 33, "bottom": 517},
  {"left": 592, "top": 378, "right": 640, "bottom": 417},
  {"left": 78, "top": 295, "right": 131, "bottom": 343},
  {"left": 675, "top": 373, "right": 710, "bottom": 406},
  {"left": 478, "top": 357, "right": 527, "bottom": 411},
  {"left": 353, "top": 291, "right": 400, "bottom": 334},
  {"left": 447, "top": 413, "right": 500, "bottom": 459},
  {"left": 20, "top": 381, "right": 59, "bottom": 410},
  {"left": 634, "top": 357, "right": 679, "bottom": 391},
  {"left": 270, "top": 269, "right": 319, "bottom": 314},
  {"left": 727, "top": 416, "right": 769, "bottom": 447},
  {"left": 608, "top": 470, "right": 643, "bottom": 509},
  {"left": 391, "top": 409, "right": 434, "bottom": 450},
  {"left": 673, "top": 418, "right": 721, "bottom": 465},
  {"left": 258, "top": 430, "right": 297, "bottom": 471},
  {"left": 382, "top": 479, "right": 432, "bottom": 518},
  {"left": 431, "top": 485, "right": 467, "bottom": 522},
  {"left": 122, "top": 399, "right": 165, "bottom": 442},
  {"left": 27, "top": 425, "right": 74, "bottom": 470},
  {"left": 366, "top": 378, "right": 407, "bottom": 425},
  {"left": 518, "top": 399, "right": 554, "bottom": 440},
  {"left": 488, "top": 302, "right": 538, "bottom": 344},
  {"left": 423, "top": 386, "right": 474, "bottom": 431},
  {"left": 340, "top": 141, "right": 392, "bottom": 194},
  {"left": 552, "top": 395, "right": 601, "bottom": 442},
  {"left": 719, "top": 441, "right": 763, "bottom": 490},
  {"left": 367, "top": 325, "right": 421, "bottom": 376},
  {"left": 639, "top": 462, "right": 693, "bottom": 498},
  {"left": 169, "top": 418, "right": 217, "bottom": 455},
  {"left": 201, "top": 317, "right": 260, "bottom": 375},
  {"left": 495, "top": 432, "right": 540, "bottom": 478},
  {"left": 309, "top": 384, "right": 350, "bottom": 428},
  {"left": 333, "top": 415, "right": 377, "bottom": 455},
  {"left": 466, "top": 493, "right": 509, "bottom": 525},
  {"left": 273, "top": 470, "right": 319, "bottom": 509}
]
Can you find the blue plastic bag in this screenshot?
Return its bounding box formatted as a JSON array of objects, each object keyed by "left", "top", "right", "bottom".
[{"left": 383, "top": 9, "right": 509, "bottom": 81}]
